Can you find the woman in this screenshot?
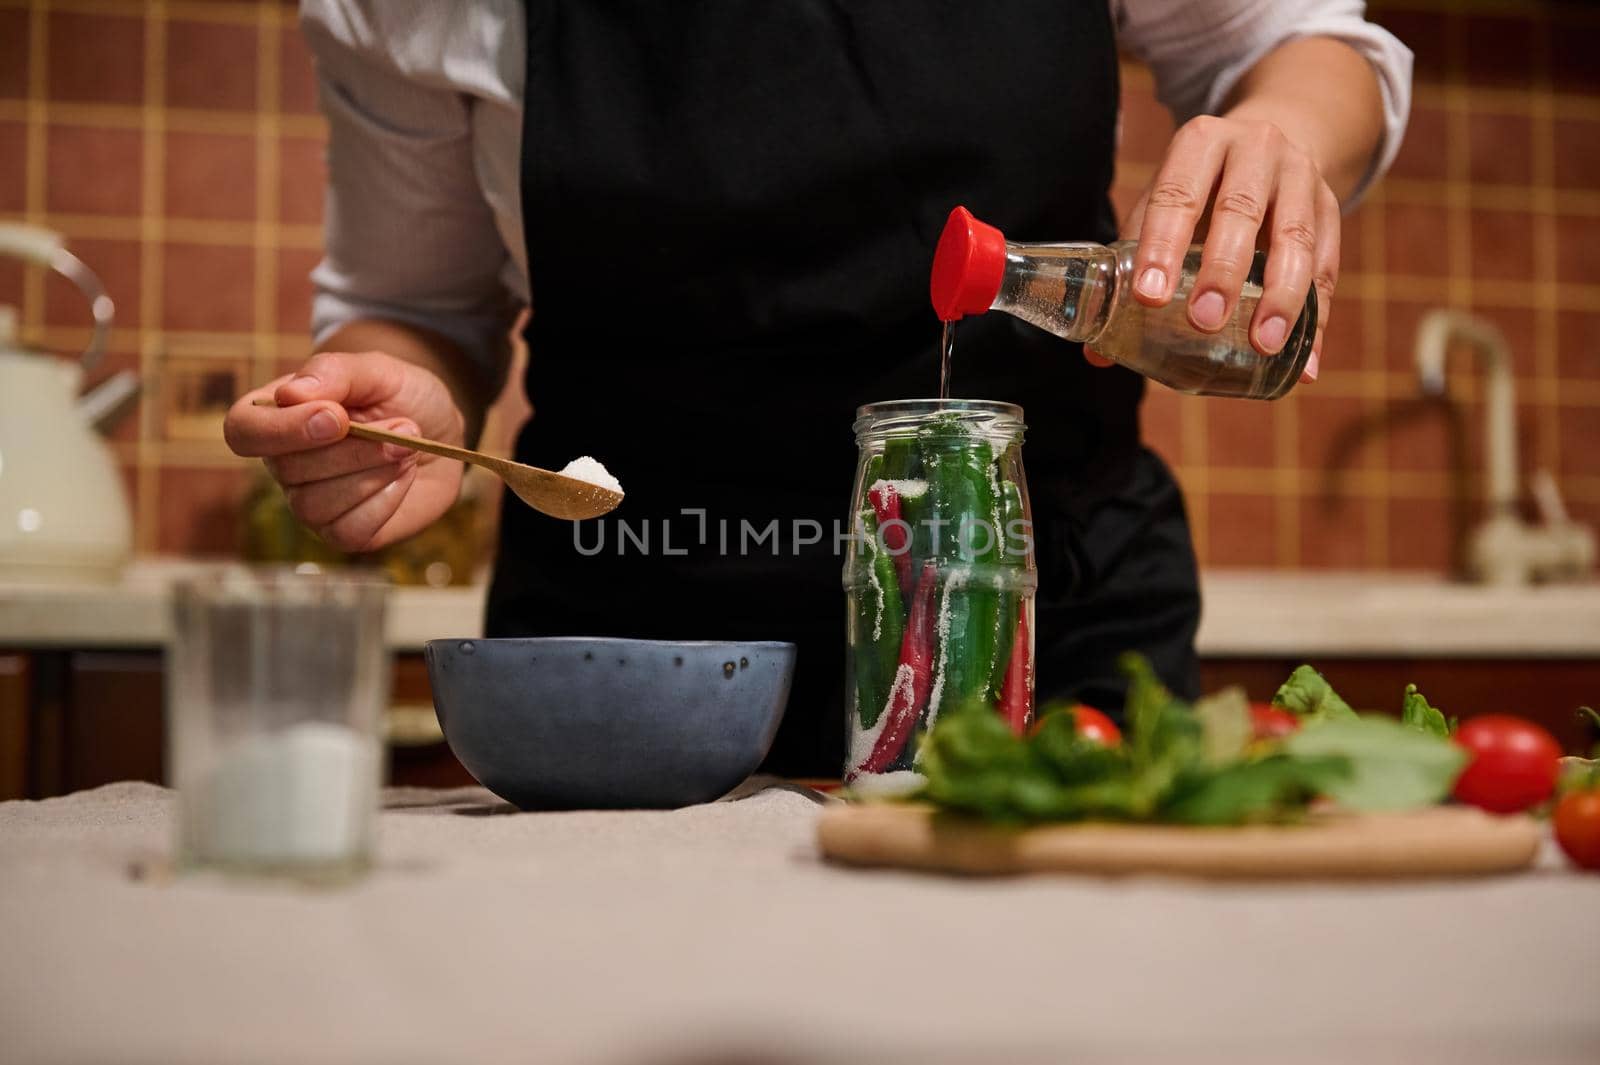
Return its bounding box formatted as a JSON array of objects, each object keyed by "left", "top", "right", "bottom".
[{"left": 226, "top": 1, "right": 1411, "bottom": 773}]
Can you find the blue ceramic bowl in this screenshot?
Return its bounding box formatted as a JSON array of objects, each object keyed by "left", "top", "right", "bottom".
[{"left": 423, "top": 637, "right": 795, "bottom": 810}]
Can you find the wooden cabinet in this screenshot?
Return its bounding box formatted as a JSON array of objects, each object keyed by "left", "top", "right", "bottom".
[
  {"left": 0, "top": 655, "right": 28, "bottom": 798},
  {"left": 0, "top": 650, "right": 474, "bottom": 800},
  {"left": 60, "top": 653, "right": 164, "bottom": 795},
  {"left": 2, "top": 649, "right": 1592, "bottom": 802},
  {"left": 387, "top": 653, "right": 477, "bottom": 789}
]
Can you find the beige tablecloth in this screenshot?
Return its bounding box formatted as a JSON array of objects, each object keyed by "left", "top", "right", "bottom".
[{"left": 2, "top": 782, "right": 1596, "bottom": 1065}]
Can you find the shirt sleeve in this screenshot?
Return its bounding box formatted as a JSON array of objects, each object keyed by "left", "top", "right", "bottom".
[
  {"left": 299, "top": 0, "right": 518, "bottom": 396},
  {"left": 1113, "top": 0, "right": 1413, "bottom": 205}
]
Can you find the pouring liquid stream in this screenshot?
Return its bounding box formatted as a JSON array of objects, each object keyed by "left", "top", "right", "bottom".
[{"left": 939, "top": 321, "right": 955, "bottom": 400}]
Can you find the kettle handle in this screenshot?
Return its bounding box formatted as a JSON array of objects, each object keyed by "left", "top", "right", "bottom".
[{"left": 0, "top": 223, "right": 115, "bottom": 374}]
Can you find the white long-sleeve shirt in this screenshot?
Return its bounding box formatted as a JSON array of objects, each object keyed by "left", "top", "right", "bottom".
[{"left": 300, "top": 0, "right": 1412, "bottom": 385}]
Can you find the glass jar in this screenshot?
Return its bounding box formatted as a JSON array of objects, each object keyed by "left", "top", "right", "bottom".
[
  {"left": 169, "top": 567, "right": 390, "bottom": 882},
  {"left": 842, "top": 399, "right": 1037, "bottom": 786}
]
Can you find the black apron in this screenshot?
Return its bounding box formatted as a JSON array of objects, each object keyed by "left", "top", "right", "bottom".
[{"left": 492, "top": 0, "right": 1202, "bottom": 774}]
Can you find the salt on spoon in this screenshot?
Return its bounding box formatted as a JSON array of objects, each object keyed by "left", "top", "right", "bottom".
[{"left": 558, "top": 456, "right": 624, "bottom": 495}]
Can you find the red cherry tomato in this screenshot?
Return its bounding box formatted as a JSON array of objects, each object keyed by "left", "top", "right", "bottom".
[
  {"left": 1250, "top": 703, "right": 1301, "bottom": 740},
  {"left": 1451, "top": 715, "right": 1562, "bottom": 814},
  {"left": 1072, "top": 705, "right": 1122, "bottom": 746},
  {"left": 1553, "top": 790, "right": 1600, "bottom": 871}
]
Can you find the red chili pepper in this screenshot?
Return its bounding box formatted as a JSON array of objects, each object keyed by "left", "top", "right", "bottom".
[
  {"left": 867, "top": 481, "right": 913, "bottom": 596},
  {"left": 857, "top": 561, "right": 938, "bottom": 776},
  {"left": 996, "top": 605, "right": 1031, "bottom": 735}
]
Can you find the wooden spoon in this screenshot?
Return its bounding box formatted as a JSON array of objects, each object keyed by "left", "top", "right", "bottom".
[{"left": 252, "top": 399, "right": 622, "bottom": 520}]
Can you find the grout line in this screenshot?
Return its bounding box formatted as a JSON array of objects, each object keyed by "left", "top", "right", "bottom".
[
  {"left": 0, "top": 0, "right": 296, "bottom": 29},
  {"left": 151, "top": 438, "right": 256, "bottom": 466},
  {"left": 1339, "top": 273, "right": 1600, "bottom": 311},
  {"left": 32, "top": 320, "right": 1590, "bottom": 409},
  {"left": 1527, "top": 5, "right": 1562, "bottom": 482},
  {"left": 1202, "top": 464, "right": 1600, "bottom": 504},
  {"left": 1361, "top": 181, "right": 1388, "bottom": 565},
  {"left": 19, "top": 0, "right": 47, "bottom": 346},
  {"left": 1412, "top": 83, "right": 1600, "bottom": 121},
  {"left": 134, "top": 0, "right": 166, "bottom": 555},
  {"left": 0, "top": 98, "right": 328, "bottom": 137},
  {"left": 0, "top": 212, "right": 325, "bottom": 249},
  {"left": 1178, "top": 398, "right": 1209, "bottom": 564},
  {"left": 1386, "top": 180, "right": 1597, "bottom": 217},
  {"left": 252, "top": 0, "right": 279, "bottom": 386},
  {"left": 1445, "top": 13, "right": 1473, "bottom": 315},
  {"left": 1274, "top": 372, "right": 1300, "bottom": 566},
  {"left": 1113, "top": 163, "right": 1600, "bottom": 220},
  {"left": 18, "top": 202, "right": 1600, "bottom": 308},
  {"left": 167, "top": 0, "right": 295, "bottom": 26}
]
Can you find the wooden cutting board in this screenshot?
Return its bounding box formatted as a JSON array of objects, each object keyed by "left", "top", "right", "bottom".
[{"left": 817, "top": 803, "right": 1543, "bottom": 880}]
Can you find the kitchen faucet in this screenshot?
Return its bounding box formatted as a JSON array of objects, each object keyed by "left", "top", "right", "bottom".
[{"left": 1414, "top": 309, "right": 1595, "bottom": 584}]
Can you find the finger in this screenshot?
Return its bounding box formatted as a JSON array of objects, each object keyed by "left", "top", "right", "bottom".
[
  {"left": 265, "top": 418, "right": 421, "bottom": 486},
  {"left": 1131, "top": 116, "right": 1230, "bottom": 306},
  {"left": 283, "top": 461, "right": 414, "bottom": 528},
  {"left": 1303, "top": 183, "right": 1343, "bottom": 383},
  {"left": 1082, "top": 345, "right": 1115, "bottom": 367},
  {"left": 314, "top": 465, "right": 419, "bottom": 552},
  {"left": 1189, "top": 126, "right": 1283, "bottom": 335},
  {"left": 224, "top": 377, "right": 349, "bottom": 458},
  {"left": 273, "top": 350, "right": 410, "bottom": 412},
  {"left": 1249, "top": 154, "right": 1319, "bottom": 355}
]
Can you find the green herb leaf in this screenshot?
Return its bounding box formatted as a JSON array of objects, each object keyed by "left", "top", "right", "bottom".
[
  {"left": 1272, "top": 665, "right": 1358, "bottom": 722},
  {"left": 1282, "top": 715, "right": 1467, "bottom": 811},
  {"left": 1160, "top": 755, "right": 1352, "bottom": 826},
  {"left": 918, "top": 656, "right": 1463, "bottom": 827},
  {"left": 1193, "top": 685, "right": 1253, "bottom": 766},
  {"left": 1399, "top": 683, "right": 1453, "bottom": 739},
  {"left": 918, "top": 706, "right": 1139, "bottom": 823},
  {"left": 1118, "top": 653, "right": 1202, "bottom": 813}
]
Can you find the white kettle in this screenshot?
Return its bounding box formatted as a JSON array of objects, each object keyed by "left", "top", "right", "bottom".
[{"left": 0, "top": 224, "right": 135, "bottom": 583}]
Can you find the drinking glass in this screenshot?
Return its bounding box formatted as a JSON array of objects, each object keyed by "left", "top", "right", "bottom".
[{"left": 168, "top": 567, "right": 390, "bottom": 881}]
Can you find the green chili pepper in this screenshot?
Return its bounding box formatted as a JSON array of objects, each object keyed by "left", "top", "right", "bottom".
[
  {"left": 989, "top": 478, "right": 1025, "bottom": 696},
  {"left": 956, "top": 441, "right": 1001, "bottom": 708},
  {"left": 881, "top": 436, "right": 918, "bottom": 480},
  {"left": 851, "top": 507, "right": 904, "bottom": 729},
  {"left": 871, "top": 524, "right": 904, "bottom": 717},
  {"left": 918, "top": 417, "right": 1002, "bottom": 712},
  {"left": 918, "top": 418, "right": 971, "bottom": 561},
  {"left": 880, "top": 436, "right": 931, "bottom": 561},
  {"left": 996, "top": 478, "right": 1026, "bottom": 566}
]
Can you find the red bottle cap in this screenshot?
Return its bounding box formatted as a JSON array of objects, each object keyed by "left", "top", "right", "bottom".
[{"left": 930, "top": 205, "right": 1007, "bottom": 322}]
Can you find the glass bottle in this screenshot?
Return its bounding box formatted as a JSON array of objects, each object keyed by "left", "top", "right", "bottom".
[
  {"left": 930, "top": 206, "right": 1316, "bottom": 400},
  {"left": 842, "top": 399, "right": 1037, "bottom": 790}
]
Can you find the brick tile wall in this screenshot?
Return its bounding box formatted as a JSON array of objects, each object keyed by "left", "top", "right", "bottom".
[{"left": 3, "top": 0, "right": 1595, "bottom": 570}]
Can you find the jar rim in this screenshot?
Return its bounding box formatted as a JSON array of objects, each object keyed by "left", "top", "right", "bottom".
[
  {"left": 854, "top": 398, "right": 1023, "bottom": 420},
  {"left": 852, "top": 398, "right": 1025, "bottom": 442}
]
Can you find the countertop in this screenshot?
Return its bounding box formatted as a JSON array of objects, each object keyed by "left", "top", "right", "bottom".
[
  {"left": 0, "top": 559, "right": 484, "bottom": 652},
  {"left": 1195, "top": 570, "right": 1600, "bottom": 658},
  {"left": 2, "top": 781, "right": 1595, "bottom": 1065},
  {"left": 1, "top": 560, "right": 1598, "bottom": 657}
]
